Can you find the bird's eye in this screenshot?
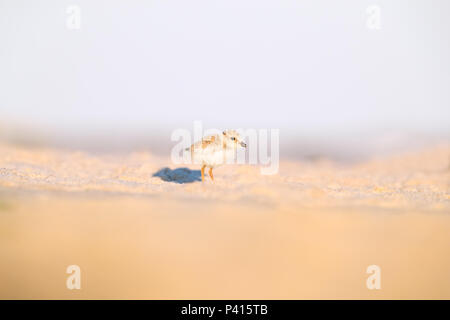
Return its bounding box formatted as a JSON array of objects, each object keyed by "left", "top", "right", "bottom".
[{"left": 231, "top": 137, "right": 236, "bottom": 141}]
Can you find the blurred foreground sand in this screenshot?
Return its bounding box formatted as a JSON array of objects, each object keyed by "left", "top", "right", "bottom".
[{"left": 0, "top": 143, "right": 449, "bottom": 299}]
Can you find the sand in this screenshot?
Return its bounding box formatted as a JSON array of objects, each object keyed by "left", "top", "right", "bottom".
[{"left": 0, "top": 143, "right": 449, "bottom": 299}]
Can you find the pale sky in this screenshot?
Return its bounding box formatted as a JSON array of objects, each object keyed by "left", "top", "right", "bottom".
[{"left": 1, "top": 0, "right": 449, "bottom": 140}]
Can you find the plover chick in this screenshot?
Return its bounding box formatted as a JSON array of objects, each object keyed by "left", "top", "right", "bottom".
[{"left": 186, "top": 130, "right": 247, "bottom": 182}]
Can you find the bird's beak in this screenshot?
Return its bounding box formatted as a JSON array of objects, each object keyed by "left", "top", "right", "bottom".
[{"left": 240, "top": 141, "right": 247, "bottom": 148}]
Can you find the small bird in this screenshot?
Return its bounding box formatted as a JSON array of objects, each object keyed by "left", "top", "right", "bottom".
[{"left": 186, "top": 130, "right": 247, "bottom": 182}]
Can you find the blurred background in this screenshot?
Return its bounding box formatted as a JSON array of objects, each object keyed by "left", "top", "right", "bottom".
[
  {"left": 1, "top": 0, "right": 449, "bottom": 160},
  {"left": 1, "top": 1, "right": 450, "bottom": 300}
]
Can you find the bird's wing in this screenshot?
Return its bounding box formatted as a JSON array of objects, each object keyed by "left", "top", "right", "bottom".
[{"left": 190, "top": 134, "right": 220, "bottom": 150}]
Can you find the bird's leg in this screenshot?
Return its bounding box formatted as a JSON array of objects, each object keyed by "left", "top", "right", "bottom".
[
  {"left": 201, "top": 165, "right": 205, "bottom": 182},
  {"left": 209, "top": 167, "right": 214, "bottom": 181}
]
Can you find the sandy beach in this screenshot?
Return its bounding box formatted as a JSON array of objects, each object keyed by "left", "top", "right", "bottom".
[{"left": 0, "top": 143, "right": 449, "bottom": 299}]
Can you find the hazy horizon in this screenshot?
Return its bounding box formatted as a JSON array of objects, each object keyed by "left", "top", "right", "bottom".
[
  {"left": 1, "top": 0, "right": 449, "bottom": 160},
  {"left": 1, "top": 1, "right": 449, "bottom": 132}
]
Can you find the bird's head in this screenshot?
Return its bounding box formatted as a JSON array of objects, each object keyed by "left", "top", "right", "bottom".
[{"left": 222, "top": 130, "right": 246, "bottom": 148}]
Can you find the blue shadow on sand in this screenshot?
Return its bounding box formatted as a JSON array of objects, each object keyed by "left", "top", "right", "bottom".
[{"left": 152, "top": 167, "right": 201, "bottom": 184}]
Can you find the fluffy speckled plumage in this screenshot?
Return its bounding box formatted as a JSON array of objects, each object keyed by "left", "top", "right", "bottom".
[{"left": 186, "top": 130, "right": 247, "bottom": 181}]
